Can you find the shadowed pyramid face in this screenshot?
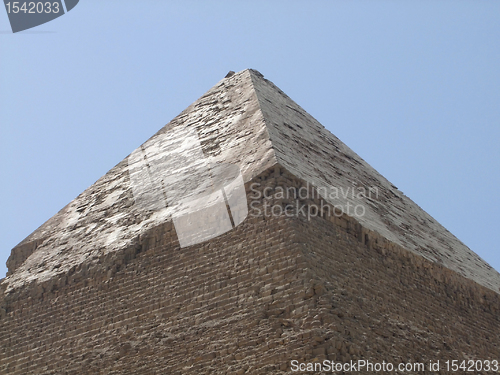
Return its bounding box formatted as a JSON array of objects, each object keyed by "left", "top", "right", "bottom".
[
  {"left": 3, "top": 0, "right": 79, "bottom": 33},
  {"left": 3, "top": 69, "right": 499, "bottom": 295},
  {"left": 127, "top": 124, "right": 248, "bottom": 248}
]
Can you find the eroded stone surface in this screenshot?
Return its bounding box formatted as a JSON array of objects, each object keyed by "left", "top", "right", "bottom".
[
  {"left": 2, "top": 69, "right": 499, "bottom": 295},
  {"left": 1, "top": 70, "right": 499, "bottom": 374},
  {"left": 249, "top": 70, "right": 500, "bottom": 293},
  {"left": 3, "top": 70, "right": 275, "bottom": 292},
  {"left": 0, "top": 168, "right": 498, "bottom": 374}
]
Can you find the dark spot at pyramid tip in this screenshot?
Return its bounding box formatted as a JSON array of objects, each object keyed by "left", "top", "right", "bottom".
[
  {"left": 248, "top": 69, "right": 264, "bottom": 78},
  {"left": 224, "top": 69, "right": 264, "bottom": 79}
]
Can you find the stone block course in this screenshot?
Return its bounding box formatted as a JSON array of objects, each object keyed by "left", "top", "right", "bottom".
[{"left": 1, "top": 70, "right": 499, "bottom": 374}]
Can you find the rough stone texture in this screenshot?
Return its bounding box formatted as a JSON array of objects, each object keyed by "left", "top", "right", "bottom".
[
  {"left": 3, "top": 69, "right": 277, "bottom": 292},
  {"left": 4, "top": 69, "right": 499, "bottom": 294},
  {"left": 249, "top": 71, "right": 500, "bottom": 293},
  {"left": 0, "top": 170, "right": 499, "bottom": 374},
  {"left": 0, "top": 70, "right": 499, "bottom": 374}
]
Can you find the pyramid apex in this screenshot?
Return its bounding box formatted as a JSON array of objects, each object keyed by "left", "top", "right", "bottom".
[
  {"left": 247, "top": 68, "right": 264, "bottom": 78},
  {"left": 223, "top": 68, "right": 264, "bottom": 80},
  {"left": 3, "top": 69, "right": 500, "bottom": 295}
]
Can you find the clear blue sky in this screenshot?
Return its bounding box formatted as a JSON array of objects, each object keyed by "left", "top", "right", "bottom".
[{"left": 1, "top": 1, "right": 499, "bottom": 279}]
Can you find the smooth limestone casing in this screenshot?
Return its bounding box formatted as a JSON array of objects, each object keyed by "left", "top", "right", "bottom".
[
  {"left": 249, "top": 70, "right": 500, "bottom": 294},
  {"left": 3, "top": 69, "right": 499, "bottom": 295},
  {"left": 0, "top": 69, "right": 499, "bottom": 374},
  {"left": 3, "top": 70, "right": 276, "bottom": 292}
]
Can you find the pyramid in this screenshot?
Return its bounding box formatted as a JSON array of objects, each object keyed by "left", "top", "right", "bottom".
[{"left": 1, "top": 69, "right": 499, "bottom": 374}]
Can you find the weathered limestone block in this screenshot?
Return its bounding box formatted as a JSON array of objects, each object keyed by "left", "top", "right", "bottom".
[{"left": 1, "top": 70, "right": 499, "bottom": 374}]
